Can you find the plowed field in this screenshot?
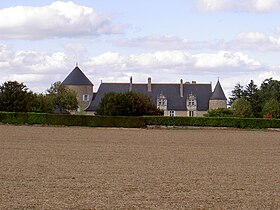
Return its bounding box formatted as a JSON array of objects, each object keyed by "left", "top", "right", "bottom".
[{"left": 0, "top": 125, "right": 279, "bottom": 209}]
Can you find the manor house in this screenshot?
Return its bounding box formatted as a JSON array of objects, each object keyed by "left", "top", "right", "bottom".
[{"left": 62, "top": 65, "right": 227, "bottom": 116}]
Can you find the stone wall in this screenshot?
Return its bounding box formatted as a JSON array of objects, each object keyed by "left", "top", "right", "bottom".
[{"left": 209, "top": 100, "right": 227, "bottom": 110}]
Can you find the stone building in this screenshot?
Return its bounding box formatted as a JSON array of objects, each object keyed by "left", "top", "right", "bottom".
[{"left": 63, "top": 66, "right": 227, "bottom": 116}]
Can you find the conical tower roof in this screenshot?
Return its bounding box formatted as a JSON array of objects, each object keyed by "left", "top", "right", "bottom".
[
  {"left": 62, "top": 66, "right": 93, "bottom": 86},
  {"left": 210, "top": 80, "right": 226, "bottom": 100}
]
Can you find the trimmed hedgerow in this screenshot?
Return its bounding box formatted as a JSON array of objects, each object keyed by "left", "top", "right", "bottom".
[
  {"left": 0, "top": 112, "right": 145, "bottom": 128},
  {"left": 143, "top": 116, "right": 280, "bottom": 129},
  {"left": 0, "top": 112, "right": 280, "bottom": 129}
]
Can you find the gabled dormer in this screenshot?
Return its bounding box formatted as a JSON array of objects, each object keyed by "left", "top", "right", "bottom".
[
  {"left": 186, "top": 93, "right": 197, "bottom": 117},
  {"left": 186, "top": 93, "right": 197, "bottom": 111},
  {"left": 157, "top": 93, "right": 167, "bottom": 111}
]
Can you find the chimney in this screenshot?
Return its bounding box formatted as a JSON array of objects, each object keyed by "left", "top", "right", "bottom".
[
  {"left": 180, "top": 79, "right": 183, "bottom": 97},
  {"left": 148, "top": 77, "right": 152, "bottom": 92},
  {"left": 129, "top": 76, "right": 133, "bottom": 91}
]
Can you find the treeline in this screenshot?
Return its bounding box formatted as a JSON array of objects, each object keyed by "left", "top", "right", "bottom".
[
  {"left": 0, "top": 81, "right": 78, "bottom": 113},
  {"left": 206, "top": 78, "right": 280, "bottom": 118},
  {"left": 1, "top": 78, "right": 280, "bottom": 118}
]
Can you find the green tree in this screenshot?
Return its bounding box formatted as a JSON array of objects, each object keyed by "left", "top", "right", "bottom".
[
  {"left": 229, "top": 82, "right": 244, "bottom": 106},
  {"left": 204, "top": 108, "right": 234, "bottom": 117},
  {"left": 231, "top": 97, "right": 254, "bottom": 118},
  {"left": 258, "top": 78, "right": 280, "bottom": 103},
  {"left": 0, "top": 81, "right": 34, "bottom": 112},
  {"left": 243, "top": 80, "right": 261, "bottom": 117},
  {"left": 47, "top": 81, "right": 78, "bottom": 113},
  {"left": 261, "top": 99, "right": 280, "bottom": 118},
  {"left": 31, "top": 93, "right": 54, "bottom": 113},
  {"left": 96, "top": 91, "right": 163, "bottom": 116}
]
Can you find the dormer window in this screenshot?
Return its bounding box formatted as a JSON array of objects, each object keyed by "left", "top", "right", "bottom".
[
  {"left": 157, "top": 94, "right": 167, "bottom": 110},
  {"left": 186, "top": 94, "right": 197, "bottom": 111}
]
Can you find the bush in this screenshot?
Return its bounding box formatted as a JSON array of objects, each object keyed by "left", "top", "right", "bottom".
[
  {"left": 232, "top": 98, "right": 254, "bottom": 118},
  {"left": 261, "top": 99, "right": 280, "bottom": 118}
]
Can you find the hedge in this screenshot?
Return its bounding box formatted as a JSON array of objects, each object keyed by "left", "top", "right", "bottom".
[
  {"left": 143, "top": 116, "right": 280, "bottom": 129},
  {"left": 1, "top": 112, "right": 280, "bottom": 129},
  {"left": 0, "top": 112, "right": 145, "bottom": 128}
]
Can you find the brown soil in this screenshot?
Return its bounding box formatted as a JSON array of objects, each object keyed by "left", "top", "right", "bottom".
[{"left": 0, "top": 125, "right": 279, "bottom": 209}]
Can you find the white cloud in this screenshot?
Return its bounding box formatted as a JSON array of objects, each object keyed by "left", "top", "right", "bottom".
[
  {"left": 196, "top": 0, "right": 232, "bottom": 12},
  {"left": 0, "top": 45, "right": 71, "bottom": 92},
  {"left": 226, "top": 32, "right": 280, "bottom": 51},
  {"left": 0, "top": 1, "right": 123, "bottom": 40},
  {"left": 193, "top": 51, "right": 261, "bottom": 68},
  {"left": 84, "top": 50, "right": 263, "bottom": 85},
  {"left": 115, "top": 32, "right": 280, "bottom": 52},
  {"left": 86, "top": 51, "right": 194, "bottom": 74},
  {"left": 196, "top": 0, "right": 280, "bottom": 12},
  {"left": 254, "top": 0, "right": 280, "bottom": 12}
]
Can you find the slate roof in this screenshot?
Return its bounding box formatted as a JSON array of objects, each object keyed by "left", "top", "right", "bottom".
[
  {"left": 210, "top": 80, "right": 227, "bottom": 100},
  {"left": 85, "top": 82, "right": 212, "bottom": 112},
  {"left": 62, "top": 66, "right": 93, "bottom": 86}
]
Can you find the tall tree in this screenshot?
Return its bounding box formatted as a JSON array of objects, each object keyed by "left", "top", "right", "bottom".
[
  {"left": 0, "top": 81, "right": 34, "bottom": 112},
  {"left": 47, "top": 81, "right": 78, "bottom": 113},
  {"left": 243, "top": 80, "right": 258, "bottom": 98},
  {"left": 229, "top": 82, "right": 244, "bottom": 106},
  {"left": 258, "top": 78, "right": 280, "bottom": 103},
  {"left": 243, "top": 80, "right": 261, "bottom": 117}
]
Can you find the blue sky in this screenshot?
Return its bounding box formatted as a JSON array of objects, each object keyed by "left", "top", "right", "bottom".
[{"left": 0, "top": 0, "right": 280, "bottom": 97}]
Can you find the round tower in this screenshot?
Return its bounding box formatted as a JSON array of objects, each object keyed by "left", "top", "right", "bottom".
[
  {"left": 209, "top": 80, "right": 227, "bottom": 110},
  {"left": 62, "top": 64, "right": 93, "bottom": 112}
]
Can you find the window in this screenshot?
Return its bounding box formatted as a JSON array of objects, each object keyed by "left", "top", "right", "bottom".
[
  {"left": 169, "top": 110, "right": 175, "bottom": 116},
  {"left": 189, "top": 111, "right": 194, "bottom": 117},
  {"left": 83, "top": 94, "right": 90, "bottom": 101},
  {"left": 188, "top": 99, "right": 195, "bottom": 106},
  {"left": 158, "top": 99, "right": 165, "bottom": 106}
]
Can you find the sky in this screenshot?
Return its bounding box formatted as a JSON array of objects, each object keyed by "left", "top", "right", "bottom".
[{"left": 0, "top": 0, "right": 280, "bottom": 97}]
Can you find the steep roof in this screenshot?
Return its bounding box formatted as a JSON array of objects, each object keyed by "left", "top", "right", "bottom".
[
  {"left": 85, "top": 82, "right": 212, "bottom": 112},
  {"left": 210, "top": 80, "right": 227, "bottom": 100},
  {"left": 62, "top": 66, "right": 93, "bottom": 86}
]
